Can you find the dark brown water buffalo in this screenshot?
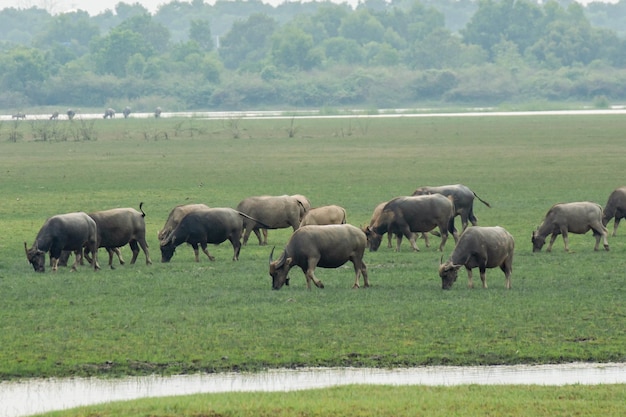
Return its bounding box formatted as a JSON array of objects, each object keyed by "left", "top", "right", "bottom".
[
  {"left": 122, "top": 106, "right": 131, "bottom": 118},
  {"left": 24, "top": 212, "right": 99, "bottom": 272},
  {"left": 602, "top": 186, "right": 626, "bottom": 236},
  {"left": 365, "top": 194, "right": 455, "bottom": 252},
  {"left": 299, "top": 205, "right": 346, "bottom": 227},
  {"left": 67, "top": 109, "right": 76, "bottom": 120},
  {"left": 158, "top": 203, "right": 211, "bottom": 242},
  {"left": 83, "top": 203, "right": 151, "bottom": 268},
  {"left": 269, "top": 224, "right": 369, "bottom": 290},
  {"left": 103, "top": 108, "right": 115, "bottom": 119},
  {"left": 237, "top": 195, "right": 309, "bottom": 245},
  {"left": 532, "top": 202, "right": 609, "bottom": 252},
  {"left": 367, "top": 201, "right": 433, "bottom": 251},
  {"left": 439, "top": 226, "right": 514, "bottom": 290},
  {"left": 412, "top": 184, "right": 490, "bottom": 237},
  {"left": 160, "top": 207, "right": 245, "bottom": 262}
]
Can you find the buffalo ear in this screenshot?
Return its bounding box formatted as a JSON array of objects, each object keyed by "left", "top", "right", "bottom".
[{"left": 285, "top": 257, "right": 293, "bottom": 268}]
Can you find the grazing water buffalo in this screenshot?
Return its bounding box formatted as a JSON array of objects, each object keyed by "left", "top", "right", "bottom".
[
  {"left": 367, "top": 201, "right": 433, "bottom": 251},
  {"left": 412, "top": 184, "right": 490, "bottom": 237},
  {"left": 122, "top": 106, "right": 131, "bottom": 118},
  {"left": 83, "top": 203, "right": 152, "bottom": 268},
  {"left": 299, "top": 205, "right": 346, "bottom": 227},
  {"left": 532, "top": 202, "right": 609, "bottom": 252},
  {"left": 602, "top": 186, "right": 626, "bottom": 236},
  {"left": 160, "top": 207, "right": 245, "bottom": 262},
  {"left": 50, "top": 111, "right": 59, "bottom": 120},
  {"left": 365, "top": 194, "right": 455, "bottom": 252},
  {"left": 154, "top": 107, "right": 162, "bottom": 118},
  {"left": 439, "top": 226, "right": 514, "bottom": 290},
  {"left": 24, "top": 212, "right": 99, "bottom": 272},
  {"left": 237, "top": 195, "right": 309, "bottom": 245},
  {"left": 269, "top": 224, "right": 369, "bottom": 290},
  {"left": 12, "top": 112, "right": 26, "bottom": 120},
  {"left": 158, "top": 203, "right": 211, "bottom": 242},
  {"left": 103, "top": 108, "right": 115, "bottom": 119},
  {"left": 67, "top": 109, "right": 76, "bottom": 120}
]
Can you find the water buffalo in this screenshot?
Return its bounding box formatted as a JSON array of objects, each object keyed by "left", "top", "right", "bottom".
[
  {"left": 237, "top": 195, "right": 309, "bottom": 245},
  {"left": 365, "top": 194, "right": 455, "bottom": 252},
  {"left": 154, "top": 107, "right": 162, "bottom": 118},
  {"left": 158, "top": 203, "right": 211, "bottom": 242},
  {"left": 367, "top": 201, "right": 432, "bottom": 251},
  {"left": 67, "top": 109, "right": 76, "bottom": 120},
  {"left": 412, "top": 184, "right": 490, "bottom": 237},
  {"left": 24, "top": 212, "right": 99, "bottom": 272},
  {"left": 299, "top": 205, "right": 346, "bottom": 227},
  {"left": 83, "top": 203, "right": 152, "bottom": 268},
  {"left": 160, "top": 207, "right": 245, "bottom": 262},
  {"left": 602, "top": 186, "right": 626, "bottom": 236},
  {"left": 103, "top": 108, "right": 115, "bottom": 119},
  {"left": 50, "top": 111, "right": 59, "bottom": 120},
  {"left": 269, "top": 224, "right": 369, "bottom": 290},
  {"left": 439, "top": 226, "right": 514, "bottom": 290},
  {"left": 122, "top": 106, "right": 131, "bottom": 118},
  {"left": 12, "top": 112, "right": 26, "bottom": 120},
  {"left": 532, "top": 202, "right": 609, "bottom": 252}
]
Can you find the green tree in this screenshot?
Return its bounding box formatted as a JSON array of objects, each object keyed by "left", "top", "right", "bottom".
[
  {"left": 91, "top": 28, "right": 151, "bottom": 76},
  {"left": 322, "top": 37, "right": 364, "bottom": 65},
  {"left": 339, "top": 9, "right": 385, "bottom": 45},
  {"left": 0, "top": 47, "right": 49, "bottom": 97},
  {"left": 219, "top": 13, "right": 277, "bottom": 70},
  {"left": 189, "top": 19, "right": 213, "bottom": 51},
  {"left": 271, "top": 25, "right": 321, "bottom": 70},
  {"left": 117, "top": 14, "right": 170, "bottom": 53}
]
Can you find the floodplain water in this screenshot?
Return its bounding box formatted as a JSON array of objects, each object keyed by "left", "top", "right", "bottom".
[{"left": 2, "top": 363, "right": 626, "bottom": 417}]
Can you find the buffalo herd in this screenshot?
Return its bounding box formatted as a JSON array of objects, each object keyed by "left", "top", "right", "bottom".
[{"left": 24, "top": 185, "right": 626, "bottom": 291}]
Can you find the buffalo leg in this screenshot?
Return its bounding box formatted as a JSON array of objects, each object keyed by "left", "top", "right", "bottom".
[
  {"left": 229, "top": 237, "right": 241, "bottom": 261},
  {"left": 421, "top": 233, "right": 430, "bottom": 248},
  {"left": 252, "top": 228, "right": 265, "bottom": 245},
  {"left": 546, "top": 233, "right": 560, "bottom": 252},
  {"left": 136, "top": 239, "right": 152, "bottom": 265},
  {"left": 191, "top": 243, "right": 201, "bottom": 262},
  {"left": 479, "top": 267, "right": 488, "bottom": 289},
  {"left": 129, "top": 241, "right": 140, "bottom": 264},
  {"left": 305, "top": 258, "right": 324, "bottom": 289},
  {"left": 386, "top": 233, "right": 393, "bottom": 248},
  {"left": 612, "top": 217, "right": 620, "bottom": 236},
  {"left": 200, "top": 243, "right": 216, "bottom": 261},
  {"left": 501, "top": 263, "right": 512, "bottom": 289},
  {"left": 261, "top": 228, "right": 269, "bottom": 245},
  {"left": 351, "top": 258, "right": 369, "bottom": 289},
  {"left": 466, "top": 267, "right": 473, "bottom": 288}
]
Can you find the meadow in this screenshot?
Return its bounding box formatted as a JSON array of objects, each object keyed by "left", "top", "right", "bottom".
[{"left": 0, "top": 113, "right": 625, "bottom": 386}]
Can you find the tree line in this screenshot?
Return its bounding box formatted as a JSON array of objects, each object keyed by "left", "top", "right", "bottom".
[{"left": 1, "top": 0, "right": 625, "bottom": 111}]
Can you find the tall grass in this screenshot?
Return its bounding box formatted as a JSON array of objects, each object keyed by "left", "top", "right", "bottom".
[{"left": 1, "top": 115, "right": 625, "bottom": 380}]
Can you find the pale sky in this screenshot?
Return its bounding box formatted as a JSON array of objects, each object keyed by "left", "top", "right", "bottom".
[{"left": 0, "top": 0, "right": 618, "bottom": 16}]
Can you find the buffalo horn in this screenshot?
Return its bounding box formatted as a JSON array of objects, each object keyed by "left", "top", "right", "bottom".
[
  {"left": 269, "top": 246, "right": 275, "bottom": 264},
  {"left": 440, "top": 255, "right": 444, "bottom": 265},
  {"left": 24, "top": 241, "right": 29, "bottom": 256}
]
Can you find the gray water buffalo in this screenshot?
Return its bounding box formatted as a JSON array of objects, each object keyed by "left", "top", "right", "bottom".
[
  {"left": 24, "top": 212, "right": 99, "bottom": 272},
  {"left": 602, "top": 186, "right": 626, "bottom": 236},
  {"left": 299, "top": 205, "right": 346, "bottom": 227},
  {"left": 50, "top": 111, "right": 59, "bottom": 120},
  {"left": 160, "top": 207, "right": 245, "bottom": 262},
  {"left": 158, "top": 203, "right": 211, "bottom": 242},
  {"left": 103, "top": 108, "right": 115, "bottom": 119},
  {"left": 12, "top": 112, "right": 26, "bottom": 120},
  {"left": 365, "top": 194, "right": 455, "bottom": 252},
  {"left": 122, "top": 106, "right": 131, "bottom": 118},
  {"left": 269, "top": 224, "right": 369, "bottom": 290},
  {"left": 83, "top": 203, "right": 151, "bottom": 268},
  {"left": 154, "top": 107, "right": 162, "bottom": 118},
  {"left": 412, "top": 184, "right": 490, "bottom": 237},
  {"left": 237, "top": 195, "right": 309, "bottom": 245},
  {"left": 439, "top": 226, "right": 514, "bottom": 290},
  {"left": 532, "top": 202, "right": 609, "bottom": 252},
  {"left": 67, "top": 109, "right": 76, "bottom": 120},
  {"left": 367, "top": 201, "right": 433, "bottom": 251}
]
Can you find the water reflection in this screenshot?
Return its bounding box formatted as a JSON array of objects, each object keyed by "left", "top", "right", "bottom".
[{"left": 1, "top": 363, "right": 625, "bottom": 417}]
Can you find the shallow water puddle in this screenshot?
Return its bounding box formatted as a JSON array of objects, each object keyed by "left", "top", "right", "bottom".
[{"left": 2, "top": 363, "right": 626, "bottom": 417}]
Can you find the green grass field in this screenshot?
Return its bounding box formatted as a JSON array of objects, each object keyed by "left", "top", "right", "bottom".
[{"left": 1, "top": 114, "right": 625, "bottom": 384}]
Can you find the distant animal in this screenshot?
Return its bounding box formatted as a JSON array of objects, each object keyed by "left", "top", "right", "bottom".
[
  {"left": 412, "top": 184, "right": 490, "bottom": 238},
  {"left": 236, "top": 195, "right": 309, "bottom": 245},
  {"left": 439, "top": 226, "right": 514, "bottom": 290},
  {"left": 159, "top": 207, "right": 246, "bottom": 262},
  {"left": 122, "top": 106, "right": 131, "bottom": 118},
  {"left": 158, "top": 203, "right": 211, "bottom": 242},
  {"left": 299, "top": 205, "right": 346, "bottom": 227},
  {"left": 67, "top": 109, "right": 76, "bottom": 120},
  {"left": 364, "top": 194, "right": 455, "bottom": 252},
  {"left": 532, "top": 202, "right": 609, "bottom": 252},
  {"left": 269, "top": 224, "right": 369, "bottom": 290},
  {"left": 103, "top": 108, "right": 115, "bottom": 119},
  {"left": 602, "top": 186, "right": 626, "bottom": 236},
  {"left": 367, "top": 201, "right": 432, "bottom": 251},
  {"left": 12, "top": 112, "right": 26, "bottom": 120},
  {"left": 154, "top": 107, "right": 162, "bottom": 118},
  {"left": 24, "top": 212, "right": 99, "bottom": 272},
  {"left": 82, "top": 203, "right": 152, "bottom": 269},
  {"left": 50, "top": 111, "right": 59, "bottom": 120}
]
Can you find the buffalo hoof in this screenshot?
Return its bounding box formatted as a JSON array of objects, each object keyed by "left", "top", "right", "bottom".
[{"left": 604, "top": 245, "right": 610, "bottom": 251}]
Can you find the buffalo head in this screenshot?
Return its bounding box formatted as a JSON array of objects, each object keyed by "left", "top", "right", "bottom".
[
  {"left": 531, "top": 230, "right": 545, "bottom": 252},
  {"left": 160, "top": 240, "right": 176, "bottom": 262},
  {"left": 269, "top": 247, "right": 291, "bottom": 290},
  {"left": 25, "top": 242, "right": 45, "bottom": 272},
  {"left": 438, "top": 260, "right": 461, "bottom": 290},
  {"left": 363, "top": 226, "right": 383, "bottom": 252}
]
